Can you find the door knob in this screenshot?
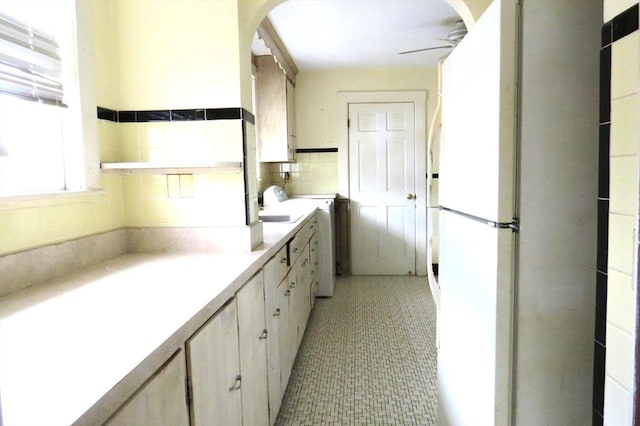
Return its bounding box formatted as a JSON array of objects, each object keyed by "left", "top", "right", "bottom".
[{"left": 406, "top": 193, "right": 416, "bottom": 200}]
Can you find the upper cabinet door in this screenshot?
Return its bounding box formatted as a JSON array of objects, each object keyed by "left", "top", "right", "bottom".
[
  {"left": 187, "top": 300, "right": 242, "bottom": 426},
  {"left": 256, "top": 55, "right": 296, "bottom": 162}
]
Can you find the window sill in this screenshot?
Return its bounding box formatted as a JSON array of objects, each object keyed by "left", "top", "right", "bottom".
[{"left": 0, "top": 189, "right": 106, "bottom": 207}]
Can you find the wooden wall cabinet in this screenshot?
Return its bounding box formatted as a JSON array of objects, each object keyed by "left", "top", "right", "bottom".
[{"left": 256, "top": 55, "right": 296, "bottom": 162}]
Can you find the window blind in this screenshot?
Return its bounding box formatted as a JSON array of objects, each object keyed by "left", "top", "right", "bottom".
[{"left": 0, "top": 13, "right": 65, "bottom": 107}]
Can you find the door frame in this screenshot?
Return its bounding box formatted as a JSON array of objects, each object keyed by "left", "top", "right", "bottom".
[{"left": 336, "top": 91, "right": 427, "bottom": 276}]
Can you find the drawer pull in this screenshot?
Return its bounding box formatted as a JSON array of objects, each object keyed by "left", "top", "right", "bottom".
[
  {"left": 302, "top": 259, "right": 309, "bottom": 267},
  {"left": 259, "top": 329, "right": 268, "bottom": 339},
  {"left": 285, "top": 290, "right": 291, "bottom": 296},
  {"left": 274, "top": 308, "right": 281, "bottom": 316},
  {"left": 229, "top": 375, "right": 242, "bottom": 391},
  {"left": 289, "top": 282, "right": 296, "bottom": 289},
  {"left": 280, "top": 257, "right": 287, "bottom": 264},
  {"left": 292, "top": 247, "right": 300, "bottom": 253}
]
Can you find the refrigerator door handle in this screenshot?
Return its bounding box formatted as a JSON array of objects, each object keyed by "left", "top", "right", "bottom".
[{"left": 440, "top": 206, "right": 519, "bottom": 233}]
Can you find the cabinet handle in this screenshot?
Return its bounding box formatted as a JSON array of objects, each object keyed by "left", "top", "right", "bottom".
[
  {"left": 280, "top": 257, "right": 287, "bottom": 264},
  {"left": 273, "top": 308, "right": 281, "bottom": 316},
  {"left": 229, "top": 375, "right": 242, "bottom": 391},
  {"left": 259, "top": 329, "right": 268, "bottom": 339},
  {"left": 292, "top": 247, "right": 300, "bottom": 253},
  {"left": 289, "top": 282, "right": 295, "bottom": 288},
  {"left": 285, "top": 290, "right": 291, "bottom": 296},
  {"left": 302, "top": 259, "right": 309, "bottom": 267}
]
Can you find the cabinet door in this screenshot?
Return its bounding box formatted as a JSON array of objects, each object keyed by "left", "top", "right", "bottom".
[
  {"left": 264, "top": 260, "right": 286, "bottom": 424},
  {"left": 296, "top": 244, "right": 312, "bottom": 345},
  {"left": 277, "top": 276, "right": 294, "bottom": 387},
  {"left": 310, "top": 235, "right": 319, "bottom": 309},
  {"left": 187, "top": 300, "right": 242, "bottom": 426},
  {"left": 286, "top": 79, "right": 296, "bottom": 161},
  {"left": 237, "top": 272, "right": 270, "bottom": 426},
  {"left": 256, "top": 55, "right": 289, "bottom": 162},
  {"left": 105, "top": 350, "right": 189, "bottom": 426},
  {"left": 289, "top": 250, "right": 306, "bottom": 351}
]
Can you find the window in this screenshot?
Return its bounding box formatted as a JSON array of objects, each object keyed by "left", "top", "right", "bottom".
[{"left": 0, "top": 0, "right": 97, "bottom": 197}]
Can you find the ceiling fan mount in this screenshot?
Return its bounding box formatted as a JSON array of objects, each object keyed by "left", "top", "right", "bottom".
[{"left": 398, "top": 20, "right": 467, "bottom": 55}]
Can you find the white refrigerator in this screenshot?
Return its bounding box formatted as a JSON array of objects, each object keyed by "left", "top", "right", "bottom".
[{"left": 437, "top": 1, "right": 599, "bottom": 425}]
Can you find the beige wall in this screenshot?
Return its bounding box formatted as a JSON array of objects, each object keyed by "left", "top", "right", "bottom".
[
  {"left": 262, "top": 67, "right": 438, "bottom": 195},
  {"left": 0, "top": 0, "right": 261, "bottom": 256}
]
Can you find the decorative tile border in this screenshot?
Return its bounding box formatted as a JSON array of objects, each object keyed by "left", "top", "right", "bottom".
[
  {"left": 97, "top": 105, "right": 255, "bottom": 226},
  {"left": 295, "top": 148, "right": 338, "bottom": 153},
  {"left": 96, "top": 106, "right": 255, "bottom": 125}
]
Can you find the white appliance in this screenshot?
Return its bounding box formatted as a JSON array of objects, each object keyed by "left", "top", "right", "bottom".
[
  {"left": 262, "top": 186, "right": 336, "bottom": 297},
  {"left": 262, "top": 185, "right": 288, "bottom": 207},
  {"left": 437, "top": 2, "right": 598, "bottom": 426}
]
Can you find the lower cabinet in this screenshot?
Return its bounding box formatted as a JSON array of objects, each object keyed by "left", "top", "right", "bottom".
[
  {"left": 100, "top": 216, "right": 321, "bottom": 426},
  {"left": 264, "top": 259, "right": 285, "bottom": 424},
  {"left": 236, "top": 271, "right": 270, "bottom": 426},
  {"left": 310, "top": 235, "right": 319, "bottom": 309},
  {"left": 187, "top": 299, "right": 242, "bottom": 426},
  {"left": 277, "top": 275, "right": 294, "bottom": 389},
  {"left": 104, "top": 350, "right": 190, "bottom": 426}
]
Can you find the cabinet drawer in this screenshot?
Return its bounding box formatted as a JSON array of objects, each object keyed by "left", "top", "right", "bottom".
[
  {"left": 289, "top": 215, "right": 317, "bottom": 263},
  {"left": 264, "top": 245, "right": 289, "bottom": 286}
]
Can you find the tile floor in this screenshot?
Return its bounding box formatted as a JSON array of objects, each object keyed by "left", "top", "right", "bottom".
[{"left": 276, "top": 275, "right": 438, "bottom": 425}]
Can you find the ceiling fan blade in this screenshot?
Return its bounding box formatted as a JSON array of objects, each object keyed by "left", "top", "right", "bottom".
[{"left": 398, "top": 45, "right": 453, "bottom": 55}]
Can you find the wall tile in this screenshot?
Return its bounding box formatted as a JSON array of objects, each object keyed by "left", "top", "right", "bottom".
[
  {"left": 593, "top": 341, "right": 606, "bottom": 415},
  {"left": 142, "top": 122, "right": 168, "bottom": 163},
  {"left": 603, "top": 376, "right": 632, "bottom": 426},
  {"left": 606, "top": 268, "right": 636, "bottom": 334},
  {"left": 179, "top": 174, "right": 194, "bottom": 198},
  {"left": 609, "top": 155, "right": 639, "bottom": 215},
  {"left": 607, "top": 213, "right": 636, "bottom": 275},
  {"left": 611, "top": 3, "right": 639, "bottom": 42},
  {"left": 597, "top": 199, "right": 609, "bottom": 272},
  {"left": 600, "top": 46, "right": 612, "bottom": 123},
  {"left": 605, "top": 324, "right": 634, "bottom": 390},
  {"left": 167, "top": 174, "right": 180, "bottom": 198},
  {"left": 598, "top": 124, "right": 610, "bottom": 199},
  {"left": 604, "top": 0, "right": 639, "bottom": 23},
  {"left": 593, "top": 409, "right": 603, "bottom": 426},
  {"left": 610, "top": 93, "right": 639, "bottom": 156},
  {"left": 611, "top": 32, "right": 639, "bottom": 100},
  {"left": 595, "top": 271, "right": 608, "bottom": 345},
  {"left": 118, "top": 123, "right": 141, "bottom": 161},
  {"left": 97, "top": 119, "right": 119, "bottom": 162}
]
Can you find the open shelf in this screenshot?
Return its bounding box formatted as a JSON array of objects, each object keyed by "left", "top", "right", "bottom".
[{"left": 100, "top": 162, "right": 243, "bottom": 174}]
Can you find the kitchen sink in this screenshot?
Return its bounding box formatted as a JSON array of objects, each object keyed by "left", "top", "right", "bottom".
[{"left": 258, "top": 213, "right": 302, "bottom": 223}]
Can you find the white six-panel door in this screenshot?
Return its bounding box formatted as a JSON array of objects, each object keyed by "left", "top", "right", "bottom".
[{"left": 349, "top": 102, "right": 416, "bottom": 275}]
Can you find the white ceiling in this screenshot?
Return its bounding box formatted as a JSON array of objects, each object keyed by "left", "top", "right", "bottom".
[{"left": 252, "top": 0, "right": 462, "bottom": 71}]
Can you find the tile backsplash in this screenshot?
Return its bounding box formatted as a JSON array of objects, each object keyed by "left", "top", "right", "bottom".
[{"left": 261, "top": 152, "right": 338, "bottom": 195}]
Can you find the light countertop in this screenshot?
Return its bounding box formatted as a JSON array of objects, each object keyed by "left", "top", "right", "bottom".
[{"left": 0, "top": 206, "right": 316, "bottom": 426}]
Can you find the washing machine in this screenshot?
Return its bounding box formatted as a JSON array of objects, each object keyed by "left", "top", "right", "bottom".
[{"left": 262, "top": 186, "right": 336, "bottom": 297}]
